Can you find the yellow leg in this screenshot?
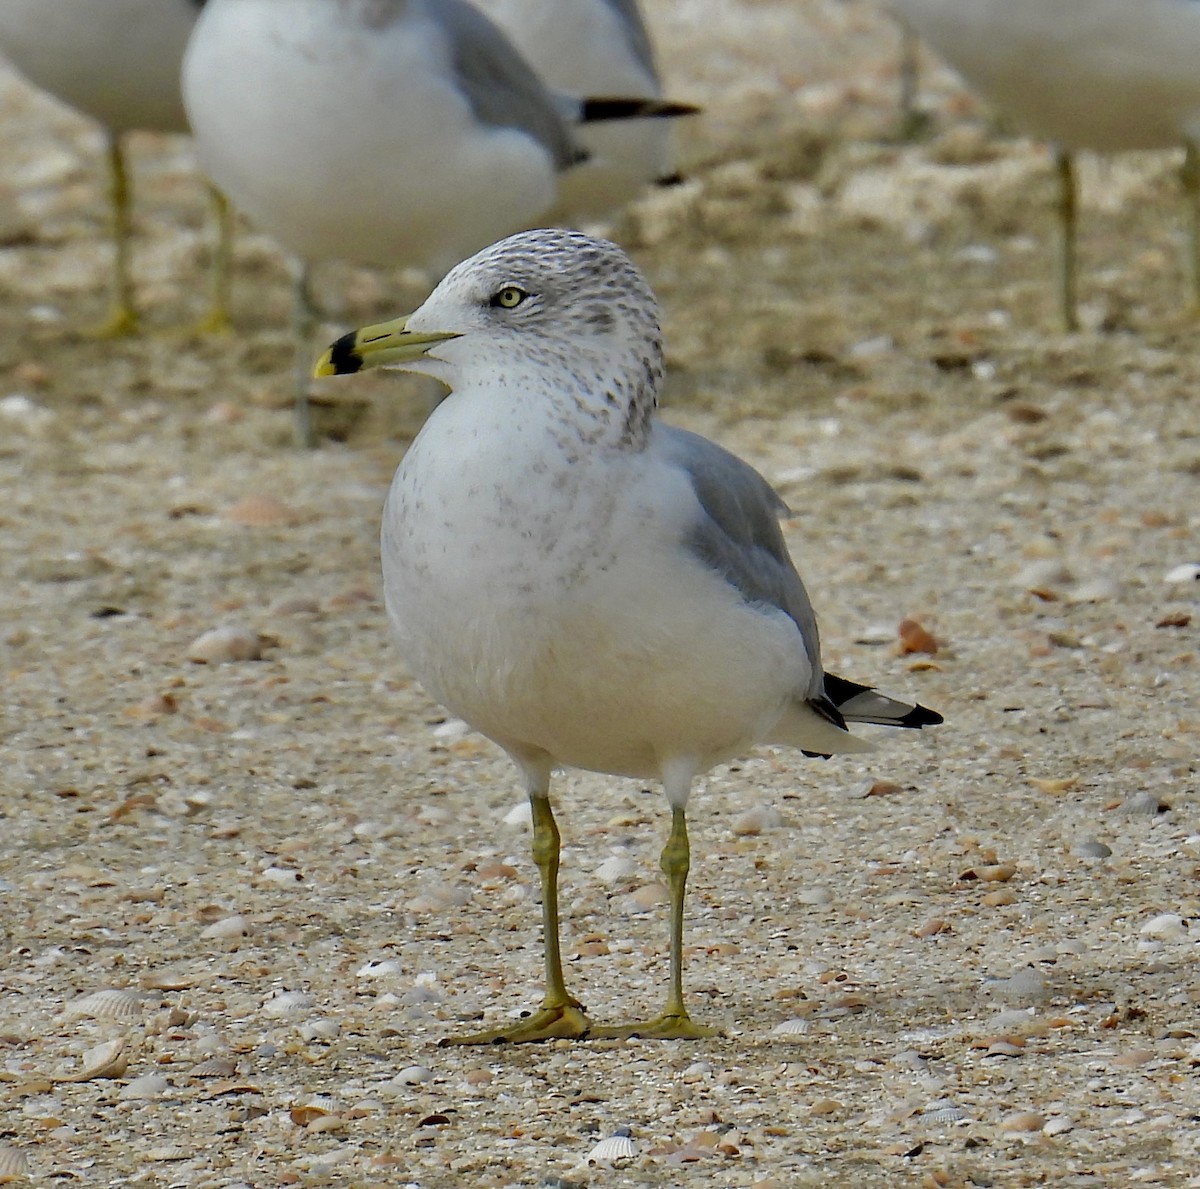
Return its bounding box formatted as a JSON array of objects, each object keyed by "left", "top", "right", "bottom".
[
  {"left": 1180, "top": 139, "right": 1200, "bottom": 314},
  {"left": 1054, "top": 147, "right": 1079, "bottom": 333},
  {"left": 440, "top": 794, "right": 592, "bottom": 1045},
  {"left": 591, "top": 806, "right": 717, "bottom": 1041},
  {"left": 86, "top": 132, "right": 139, "bottom": 338},
  {"left": 189, "top": 183, "right": 235, "bottom": 335}
]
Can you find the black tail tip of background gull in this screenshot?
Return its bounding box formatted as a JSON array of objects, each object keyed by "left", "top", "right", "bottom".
[{"left": 580, "top": 97, "right": 701, "bottom": 123}]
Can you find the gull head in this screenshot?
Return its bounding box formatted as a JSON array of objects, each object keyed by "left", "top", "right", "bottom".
[{"left": 315, "top": 229, "right": 664, "bottom": 425}]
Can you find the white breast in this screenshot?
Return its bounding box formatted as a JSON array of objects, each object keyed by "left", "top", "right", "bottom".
[{"left": 381, "top": 383, "right": 810, "bottom": 780}]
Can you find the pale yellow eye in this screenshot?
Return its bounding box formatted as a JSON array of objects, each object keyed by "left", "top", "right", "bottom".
[{"left": 492, "top": 285, "right": 527, "bottom": 309}]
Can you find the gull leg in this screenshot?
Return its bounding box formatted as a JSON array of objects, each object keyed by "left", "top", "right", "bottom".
[
  {"left": 87, "top": 132, "right": 139, "bottom": 338},
  {"left": 441, "top": 774, "right": 592, "bottom": 1045},
  {"left": 1054, "top": 147, "right": 1080, "bottom": 332},
  {"left": 592, "top": 804, "right": 717, "bottom": 1041},
  {"left": 293, "top": 259, "right": 319, "bottom": 448},
  {"left": 189, "top": 183, "right": 235, "bottom": 335},
  {"left": 1180, "top": 139, "right": 1200, "bottom": 313},
  {"left": 896, "top": 23, "right": 929, "bottom": 142}
]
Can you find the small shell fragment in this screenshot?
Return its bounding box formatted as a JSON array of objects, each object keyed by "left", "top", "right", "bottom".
[
  {"left": 64, "top": 988, "right": 144, "bottom": 1022},
  {"left": 68, "top": 1037, "right": 130, "bottom": 1081},
  {"left": 586, "top": 1133, "right": 636, "bottom": 1163},
  {"left": 960, "top": 864, "right": 1016, "bottom": 883},
  {"left": 0, "top": 1145, "right": 30, "bottom": 1179},
  {"left": 731, "top": 804, "right": 784, "bottom": 836},
  {"left": 146, "top": 1146, "right": 191, "bottom": 1162},
  {"left": 262, "top": 990, "right": 316, "bottom": 1017},
  {"left": 187, "top": 625, "right": 263, "bottom": 664},
  {"left": 1164, "top": 563, "right": 1200, "bottom": 584},
  {"left": 1001, "top": 1111, "right": 1045, "bottom": 1133},
  {"left": 896, "top": 617, "right": 939, "bottom": 655},
  {"left": 120, "top": 1073, "right": 170, "bottom": 1099},
  {"left": 1141, "top": 913, "right": 1188, "bottom": 942},
  {"left": 201, "top": 914, "right": 250, "bottom": 940}
]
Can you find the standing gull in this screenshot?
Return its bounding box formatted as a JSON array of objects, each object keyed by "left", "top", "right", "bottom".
[
  {"left": 471, "top": 0, "right": 677, "bottom": 216},
  {"left": 0, "top": 0, "right": 233, "bottom": 335},
  {"left": 889, "top": 0, "right": 1200, "bottom": 330},
  {"left": 315, "top": 229, "right": 943, "bottom": 1043},
  {"left": 183, "top": 0, "right": 694, "bottom": 446}
]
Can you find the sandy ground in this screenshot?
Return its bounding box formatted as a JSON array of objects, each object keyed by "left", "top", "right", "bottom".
[{"left": 2, "top": 2, "right": 1200, "bottom": 1186}]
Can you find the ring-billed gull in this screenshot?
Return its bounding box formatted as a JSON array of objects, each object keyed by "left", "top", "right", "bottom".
[
  {"left": 471, "top": 0, "right": 678, "bottom": 216},
  {"left": 183, "top": 0, "right": 695, "bottom": 446},
  {"left": 889, "top": 0, "right": 1200, "bottom": 330},
  {"left": 314, "top": 228, "right": 943, "bottom": 1043},
  {"left": 0, "top": 0, "right": 233, "bottom": 336}
]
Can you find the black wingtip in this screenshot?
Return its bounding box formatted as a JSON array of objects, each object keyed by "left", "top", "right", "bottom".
[
  {"left": 580, "top": 97, "right": 701, "bottom": 123},
  {"left": 898, "top": 704, "right": 944, "bottom": 728},
  {"left": 325, "top": 330, "right": 363, "bottom": 376}
]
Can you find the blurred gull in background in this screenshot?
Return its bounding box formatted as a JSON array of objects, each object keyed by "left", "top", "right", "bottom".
[
  {"left": 890, "top": 0, "right": 1200, "bottom": 330},
  {"left": 182, "top": 0, "right": 694, "bottom": 446},
  {"left": 0, "top": 0, "right": 233, "bottom": 336},
  {"left": 472, "top": 0, "right": 679, "bottom": 216}
]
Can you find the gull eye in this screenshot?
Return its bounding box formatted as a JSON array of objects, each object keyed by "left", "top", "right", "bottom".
[{"left": 490, "top": 285, "right": 528, "bottom": 310}]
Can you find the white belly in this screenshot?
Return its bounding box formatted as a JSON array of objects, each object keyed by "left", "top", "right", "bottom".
[{"left": 381, "top": 398, "right": 809, "bottom": 779}]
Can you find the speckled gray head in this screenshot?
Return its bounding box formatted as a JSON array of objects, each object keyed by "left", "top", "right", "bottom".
[{"left": 317, "top": 228, "right": 664, "bottom": 440}]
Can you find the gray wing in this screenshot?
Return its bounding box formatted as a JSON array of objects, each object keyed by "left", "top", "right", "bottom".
[
  {"left": 661, "top": 425, "right": 825, "bottom": 699},
  {"left": 600, "top": 0, "right": 659, "bottom": 83},
  {"left": 430, "top": 0, "right": 584, "bottom": 171}
]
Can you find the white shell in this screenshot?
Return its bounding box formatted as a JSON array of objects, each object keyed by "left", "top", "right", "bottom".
[
  {"left": 431, "top": 717, "right": 471, "bottom": 741},
  {"left": 187, "top": 624, "right": 262, "bottom": 663},
  {"left": 200, "top": 914, "right": 250, "bottom": 939},
  {"left": 772, "top": 1018, "right": 811, "bottom": 1037},
  {"left": 1141, "top": 913, "right": 1188, "bottom": 941},
  {"left": 1164, "top": 563, "right": 1200, "bottom": 584},
  {"left": 919, "top": 1102, "right": 968, "bottom": 1125},
  {"left": 261, "top": 989, "right": 316, "bottom": 1017},
  {"left": 120, "top": 1073, "right": 170, "bottom": 1099},
  {"left": 586, "top": 1134, "right": 635, "bottom": 1163},
  {"left": 64, "top": 988, "right": 144, "bottom": 1022},
  {"left": 593, "top": 854, "right": 637, "bottom": 884}
]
